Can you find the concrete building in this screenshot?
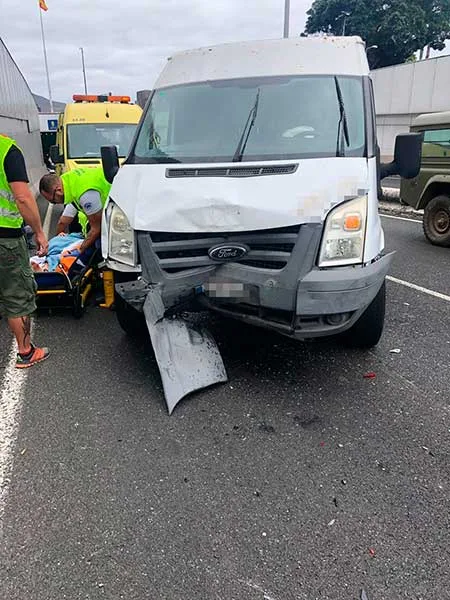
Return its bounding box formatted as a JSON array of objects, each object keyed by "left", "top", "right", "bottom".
[
  {"left": 0, "top": 37, "right": 45, "bottom": 189},
  {"left": 372, "top": 55, "right": 450, "bottom": 160}
]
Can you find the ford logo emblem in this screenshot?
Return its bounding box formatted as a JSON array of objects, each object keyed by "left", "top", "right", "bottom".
[{"left": 208, "top": 243, "right": 249, "bottom": 262}]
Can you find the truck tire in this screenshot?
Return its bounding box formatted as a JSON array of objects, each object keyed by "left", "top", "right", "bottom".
[
  {"left": 115, "top": 294, "right": 148, "bottom": 339},
  {"left": 423, "top": 195, "right": 450, "bottom": 247},
  {"left": 341, "top": 282, "right": 386, "bottom": 349}
]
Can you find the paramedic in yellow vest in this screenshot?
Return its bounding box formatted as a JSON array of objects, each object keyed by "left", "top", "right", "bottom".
[
  {"left": 0, "top": 134, "right": 50, "bottom": 368},
  {"left": 39, "top": 168, "right": 111, "bottom": 254},
  {"left": 56, "top": 204, "right": 88, "bottom": 237}
]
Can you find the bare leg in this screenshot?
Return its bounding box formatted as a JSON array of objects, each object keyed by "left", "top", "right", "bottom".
[{"left": 8, "top": 316, "right": 32, "bottom": 354}]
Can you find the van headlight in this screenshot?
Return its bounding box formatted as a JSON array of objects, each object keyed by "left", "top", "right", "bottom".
[
  {"left": 318, "top": 196, "right": 367, "bottom": 267},
  {"left": 108, "top": 203, "right": 136, "bottom": 266}
]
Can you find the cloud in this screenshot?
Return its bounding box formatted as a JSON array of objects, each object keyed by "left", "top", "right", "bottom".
[{"left": 1, "top": 0, "right": 311, "bottom": 103}]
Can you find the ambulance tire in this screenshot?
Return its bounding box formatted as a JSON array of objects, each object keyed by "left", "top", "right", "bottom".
[
  {"left": 341, "top": 281, "right": 386, "bottom": 349},
  {"left": 115, "top": 294, "right": 148, "bottom": 339}
]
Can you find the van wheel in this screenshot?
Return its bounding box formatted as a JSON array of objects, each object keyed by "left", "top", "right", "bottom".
[
  {"left": 341, "top": 282, "right": 386, "bottom": 349},
  {"left": 115, "top": 294, "right": 148, "bottom": 338},
  {"left": 423, "top": 195, "right": 450, "bottom": 247}
]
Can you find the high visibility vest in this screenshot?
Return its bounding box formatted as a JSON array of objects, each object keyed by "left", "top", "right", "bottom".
[
  {"left": 78, "top": 210, "right": 89, "bottom": 237},
  {"left": 0, "top": 135, "right": 23, "bottom": 229},
  {"left": 61, "top": 168, "right": 111, "bottom": 215}
]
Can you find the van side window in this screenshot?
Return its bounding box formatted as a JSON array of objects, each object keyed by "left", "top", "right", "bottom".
[{"left": 423, "top": 129, "right": 450, "bottom": 158}]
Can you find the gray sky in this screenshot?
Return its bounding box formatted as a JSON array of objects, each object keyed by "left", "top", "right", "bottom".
[{"left": 1, "top": 0, "right": 311, "bottom": 103}]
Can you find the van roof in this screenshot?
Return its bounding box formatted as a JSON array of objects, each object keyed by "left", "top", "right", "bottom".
[
  {"left": 412, "top": 111, "right": 450, "bottom": 129},
  {"left": 155, "top": 36, "right": 369, "bottom": 89},
  {"left": 63, "top": 102, "right": 142, "bottom": 124}
]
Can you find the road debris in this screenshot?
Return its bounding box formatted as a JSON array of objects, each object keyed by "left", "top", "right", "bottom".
[
  {"left": 390, "top": 348, "right": 401, "bottom": 354},
  {"left": 327, "top": 519, "right": 336, "bottom": 526},
  {"left": 361, "top": 589, "right": 369, "bottom": 600},
  {"left": 363, "top": 372, "right": 376, "bottom": 379}
]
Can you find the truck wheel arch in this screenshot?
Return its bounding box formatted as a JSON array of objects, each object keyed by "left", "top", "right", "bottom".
[{"left": 417, "top": 178, "right": 450, "bottom": 210}]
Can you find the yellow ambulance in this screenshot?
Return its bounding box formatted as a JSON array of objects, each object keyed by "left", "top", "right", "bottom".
[{"left": 50, "top": 94, "right": 142, "bottom": 174}]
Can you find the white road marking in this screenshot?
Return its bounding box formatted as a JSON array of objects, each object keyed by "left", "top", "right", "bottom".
[
  {"left": 0, "top": 323, "right": 34, "bottom": 537},
  {"left": 387, "top": 275, "right": 450, "bottom": 303},
  {"left": 0, "top": 196, "right": 50, "bottom": 536},
  {"left": 381, "top": 214, "right": 422, "bottom": 224}
]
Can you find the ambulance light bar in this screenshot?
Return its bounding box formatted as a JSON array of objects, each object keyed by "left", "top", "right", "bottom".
[{"left": 72, "top": 95, "right": 131, "bottom": 103}]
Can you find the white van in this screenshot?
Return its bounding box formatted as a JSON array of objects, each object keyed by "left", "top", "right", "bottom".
[{"left": 101, "top": 37, "right": 421, "bottom": 411}]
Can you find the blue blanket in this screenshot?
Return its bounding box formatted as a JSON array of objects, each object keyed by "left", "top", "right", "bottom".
[{"left": 46, "top": 233, "right": 84, "bottom": 271}]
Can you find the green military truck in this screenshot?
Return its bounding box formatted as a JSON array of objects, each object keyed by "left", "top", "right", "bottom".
[{"left": 400, "top": 111, "right": 450, "bottom": 247}]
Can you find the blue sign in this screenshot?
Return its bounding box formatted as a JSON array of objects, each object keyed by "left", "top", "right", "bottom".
[{"left": 47, "top": 119, "right": 58, "bottom": 131}]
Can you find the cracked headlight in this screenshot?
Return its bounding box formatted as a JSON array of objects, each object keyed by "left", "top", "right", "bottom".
[
  {"left": 108, "top": 203, "right": 136, "bottom": 266},
  {"left": 318, "top": 196, "right": 367, "bottom": 267}
]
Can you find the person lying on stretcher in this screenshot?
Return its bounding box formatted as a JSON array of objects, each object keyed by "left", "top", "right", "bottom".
[{"left": 30, "top": 232, "right": 92, "bottom": 274}]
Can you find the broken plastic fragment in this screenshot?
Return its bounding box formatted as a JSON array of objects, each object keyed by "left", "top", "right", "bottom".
[{"left": 363, "top": 372, "right": 376, "bottom": 379}]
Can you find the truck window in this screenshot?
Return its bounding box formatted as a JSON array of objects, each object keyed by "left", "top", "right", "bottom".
[
  {"left": 67, "top": 123, "right": 137, "bottom": 158},
  {"left": 423, "top": 129, "right": 450, "bottom": 158},
  {"left": 132, "top": 75, "right": 366, "bottom": 164}
]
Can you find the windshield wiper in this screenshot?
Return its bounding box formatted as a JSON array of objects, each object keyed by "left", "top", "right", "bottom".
[
  {"left": 232, "top": 88, "right": 260, "bottom": 162},
  {"left": 334, "top": 76, "right": 350, "bottom": 157}
]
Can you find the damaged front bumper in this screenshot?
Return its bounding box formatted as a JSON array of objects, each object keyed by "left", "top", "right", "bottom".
[
  {"left": 116, "top": 252, "right": 392, "bottom": 340},
  {"left": 118, "top": 224, "right": 393, "bottom": 340},
  {"left": 114, "top": 224, "right": 392, "bottom": 412}
]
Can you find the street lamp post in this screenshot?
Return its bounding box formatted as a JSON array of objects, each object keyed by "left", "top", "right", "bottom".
[
  {"left": 337, "top": 11, "right": 351, "bottom": 36},
  {"left": 80, "top": 47, "right": 88, "bottom": 95},
  {"left": 283, "top": 0, "right": 290, "bottom": 38}
]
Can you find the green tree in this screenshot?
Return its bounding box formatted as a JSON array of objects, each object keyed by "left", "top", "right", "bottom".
[{"left": 304, "top": 0, "right": 450, "bottom": 69}]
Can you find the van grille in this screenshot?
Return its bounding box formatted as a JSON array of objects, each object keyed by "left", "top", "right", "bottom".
[
  {"left": 165, "top": 164, "right": 298, "bottom": 178},
  {"left": 149, "top": 225, "right": 300, "bottom": 274}
]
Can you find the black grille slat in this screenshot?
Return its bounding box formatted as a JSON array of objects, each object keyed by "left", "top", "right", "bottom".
[
  {"left": 239, "top": 260, "right": 287, "bottom": 270},
  {"left": 149, "top": 225, "right": 300, "bottom": 274},
  {"left": 166, "top": 164, "right": 298, "bottom": 178},
  {"left": 245, "top": 250, "right": 291, "bottom": 262},
  {"left": 159, "top": 256, "right": 216, "bottom": 269}
]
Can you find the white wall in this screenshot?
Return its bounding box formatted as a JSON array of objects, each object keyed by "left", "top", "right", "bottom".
[
  {"left": 371, "top": 55, "right": 450, "bottom": 160},
  {"left": 0, "top": 37, "right": 45, "bottom": 189}
]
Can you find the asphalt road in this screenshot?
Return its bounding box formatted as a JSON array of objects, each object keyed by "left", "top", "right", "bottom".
[
  {"left": 1, "top": 211, "right": 449, "bottom": 600},
  {"left": 382, "top": 177, "right": 400, "bottom": 190}
]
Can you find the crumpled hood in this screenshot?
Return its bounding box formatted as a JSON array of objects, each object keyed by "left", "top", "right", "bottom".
[{"left": 111, "top": 158, "right": 369, "bottom": 232}]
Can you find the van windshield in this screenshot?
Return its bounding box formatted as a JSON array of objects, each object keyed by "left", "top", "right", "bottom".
[
  {"left": 132, "top": 76, "right": 366, "bottom": 164},
  {"left": 67, "top": 123, "right": 137, "bottom": 159}
]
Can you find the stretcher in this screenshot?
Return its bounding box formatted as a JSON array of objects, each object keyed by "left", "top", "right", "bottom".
[{"left": 34, "top": 248, "right": 100, "bottom": 318}]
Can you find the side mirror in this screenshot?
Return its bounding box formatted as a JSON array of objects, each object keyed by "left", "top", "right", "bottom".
[
  {"left": 101, "top": 145, "right": 120, "bottom": 184},
  {"left": 49, "top": 144, "right": 63, "bottom": 164},
  {"left": 380, "top": 133, "right": 422, "bottom": 180}
]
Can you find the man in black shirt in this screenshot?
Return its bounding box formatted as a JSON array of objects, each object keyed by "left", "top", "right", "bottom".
[{"left": 0, "top": 135, "right": 50, "bottom": 368}]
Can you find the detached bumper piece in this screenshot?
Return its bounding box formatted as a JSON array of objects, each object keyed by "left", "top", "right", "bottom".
[{"left": 143, "top": 287, "right": 227, "bottom": 414}]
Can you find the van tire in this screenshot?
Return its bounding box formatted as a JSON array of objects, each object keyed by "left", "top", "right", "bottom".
[
  {"left": 115, "top": 294, "right": 148, "bottom": 338},
  {"left": 423, "top": 195, "right": 450, "bottom": 247},
  {"left": 341, "top": 282, "right": 386, "bottom": 349}
]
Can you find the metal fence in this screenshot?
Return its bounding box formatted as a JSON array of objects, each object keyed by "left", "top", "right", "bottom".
[{"left": 0, "top": 37, "right": 45, "bottom": 191}]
